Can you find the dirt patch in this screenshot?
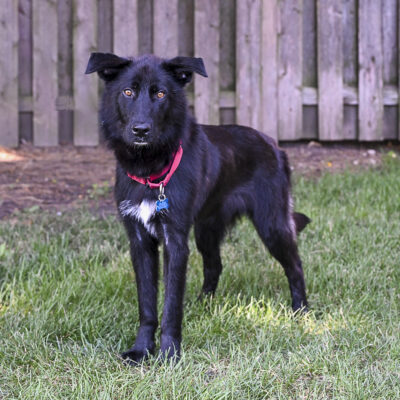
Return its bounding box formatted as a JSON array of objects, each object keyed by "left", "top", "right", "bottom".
[
  {"left": 0, "top": 145, "right": 115, "bottom": 219},
  {"left": 283, "top": 141, "right": 394, "bottom": 175},
  {"left": 0, "top": 142, "right": 398, "bottom": 219}
]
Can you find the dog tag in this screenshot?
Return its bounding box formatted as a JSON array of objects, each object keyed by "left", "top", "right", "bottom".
[
  {"left": 156, "top": 197, "right": 169, "bottom": 212},
  {"left": 156, "top": 184, "right": 169, "bottom": 213}
]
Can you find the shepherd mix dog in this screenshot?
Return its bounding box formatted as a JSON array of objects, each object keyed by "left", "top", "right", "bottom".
[{"left": 86, "top": 52, "right": 310, "bottom": 363}]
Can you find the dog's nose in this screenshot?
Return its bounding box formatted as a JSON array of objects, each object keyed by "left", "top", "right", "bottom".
[{"left": 132, "top": 123, "right": 151, "bottom": 137}]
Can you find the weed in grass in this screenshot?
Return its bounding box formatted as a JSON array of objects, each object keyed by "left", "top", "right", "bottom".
[
  {"left": 0, "top": 158, "right": 400, "bottom": 399},
  {"left": 87, "top": 181, "right": 112, "bottom": 199}
]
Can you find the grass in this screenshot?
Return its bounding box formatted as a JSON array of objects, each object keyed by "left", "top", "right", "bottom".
[{"left": 0, "top": 155, "right": 399, "bottom": 399}]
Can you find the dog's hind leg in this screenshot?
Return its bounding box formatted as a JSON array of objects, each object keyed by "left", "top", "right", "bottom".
[
  {"left": 251, "top": 212, "right": 308, "bottom": 312},
  {"left": 194, "top": 217, "right": 225, "bottom": 296}
]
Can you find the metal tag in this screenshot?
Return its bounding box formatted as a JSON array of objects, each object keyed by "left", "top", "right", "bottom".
[
  {"left": 156, "top": 183, "right": 169, "bottom": 213},
  {"left": 156, "top": 197, "right": 169, "bottom": 212}
]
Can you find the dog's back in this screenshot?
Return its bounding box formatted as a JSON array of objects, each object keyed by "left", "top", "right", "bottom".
[{"left": 197, "top": 124, "right": 309, "bottom": 232}]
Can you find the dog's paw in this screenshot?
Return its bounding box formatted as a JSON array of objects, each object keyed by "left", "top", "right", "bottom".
[
  {"left": 121, "top": 347, "right": 152, "bottom": 365},
  {"left": 159, "top": 336, "right": 181, "bottom": 364},
  {"left": 197, "top": 288, "right": 216, "bottom": 302},
  {"left": 196, "top": 292, "right": 210, "bottom": 302},
  {"left": 157, "top": 349, "right": 181, "bottom": 365},
  {"left": 292, "top": 302, "right": 309, "bottom": 315}
]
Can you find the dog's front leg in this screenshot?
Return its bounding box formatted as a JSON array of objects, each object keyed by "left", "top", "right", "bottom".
[
  {"left": 160, "top": 230, "right": 189, "bottom": 361},
  {"left": 121, "top": 224, "right": 159, "bottom": 364}
]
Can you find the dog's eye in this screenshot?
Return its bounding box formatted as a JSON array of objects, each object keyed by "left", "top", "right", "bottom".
[
  {"left": 157, "top": 90, "right": 166, "bottom": 99},
  {"left": 123, "top": 88, "right": 133, "bottom": 97}
]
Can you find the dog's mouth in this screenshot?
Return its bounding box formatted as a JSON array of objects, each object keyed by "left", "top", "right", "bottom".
[
  {"left": 133, "top": 141, "right": 149, "bottom": 147},
  {"left": 122, "top": 130, "right": 152, "bottom": 148}
]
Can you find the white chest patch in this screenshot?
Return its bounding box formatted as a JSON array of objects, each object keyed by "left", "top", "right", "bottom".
[{"left": 119, "top": 199, "right": 157, "bottom": 237}]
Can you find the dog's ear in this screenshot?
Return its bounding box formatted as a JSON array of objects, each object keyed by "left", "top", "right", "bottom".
[
  {"left": 85, "top": 52, "right": 131, "bottom": 81},
  {"left": 162, "top": 57, "right": 208, "bottom": 86}
]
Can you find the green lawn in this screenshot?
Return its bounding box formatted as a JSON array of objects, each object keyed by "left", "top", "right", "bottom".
[{"left": 1, "top": 155, "right": 399, "bottom": 399}]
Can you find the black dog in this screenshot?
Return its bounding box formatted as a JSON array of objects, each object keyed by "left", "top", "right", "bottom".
[{"left": 86, "top": 52, "right": 310, "bottom": 363}]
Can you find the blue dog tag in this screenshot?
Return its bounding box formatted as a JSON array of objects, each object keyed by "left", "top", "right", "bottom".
[
  {"left": 156, "top": 197, "right": 169, "bottom": 212},
  {"left": 156, "top": 184, "right": 169, "bottom": 213}
]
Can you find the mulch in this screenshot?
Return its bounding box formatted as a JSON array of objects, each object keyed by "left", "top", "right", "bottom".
[{"left": 0, "top": 142, "right": 398, "bottom": 219}]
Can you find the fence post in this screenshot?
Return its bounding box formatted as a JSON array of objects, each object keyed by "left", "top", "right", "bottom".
[
  {"left": 358, "top": 0, "right": 384, "bottom": 141},
  {"left": 236, "top": 0, "right": 262, "bottom": 130},
  {"left": 153, "top": 0, "right": 178, "bottom": 58},
  {"left": 317, "top": 0, "right": 343, "bottom": 140},
  {"left": 261, "top": 0, "right": 278, "bottom": 140},
  {"left": 396, "top": 0, "right": 400, "bottom": 141},
  {"left": 33, "top": 0, "right": 58, "bottom": 146},
  {"left": 73, "top": 0, "right": 99, "bottom": 146},
  {"left": 278, "top": 0, "right": 303, "bottom": 140},
  {"left": 194, "top": 0, "right": 220, "bottom": 125},
  {"left": 113, "top": 0, "right": 139, "bottom": 57},
  {"left": 342, "top": 0, "right": 358, "bottom": 140},
  {"left": 0, "top": 0, "right": 18, "bottom": 147}
]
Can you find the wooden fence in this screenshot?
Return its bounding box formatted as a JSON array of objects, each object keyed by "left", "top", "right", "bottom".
[{"left": 1, "top": 0, "right": 399, "bottom": 147}]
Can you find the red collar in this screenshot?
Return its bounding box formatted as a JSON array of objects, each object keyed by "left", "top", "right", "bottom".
[{"left": 127, "top": 144, "right": 183, "bottom": 189}]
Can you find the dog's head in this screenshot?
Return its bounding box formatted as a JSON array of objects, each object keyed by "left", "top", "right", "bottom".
[{"left": 85, "top": 52, "right": 207, "bottom": 149}]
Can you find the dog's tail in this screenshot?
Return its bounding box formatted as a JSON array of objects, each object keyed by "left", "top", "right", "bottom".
[{"left": 293, "top": 212, "right": 311, "bottom": 234}]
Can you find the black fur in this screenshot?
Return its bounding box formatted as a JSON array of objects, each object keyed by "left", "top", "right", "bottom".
[{"left": 86, "top": 52, "right": 310, "bottom": 363}]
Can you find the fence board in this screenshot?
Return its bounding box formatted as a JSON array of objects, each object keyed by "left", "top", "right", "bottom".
[
  {"left": 399, "top": 0, "right": 400, "bottom": 140},
  {"left": 194, "top": 0, "right": 219, "bottom": 125},
  {"left": 138, "top": 0, "right": 153, "bottom": 54},
  {"left": 178, "top": 0, "right": 194, "bottom": 56},
  {"left": 317, "top": 0, "right": 343, "bottom": 140},
  {"left": 58, "top": 0, "right": 73, "bottom": 144},
  {"left": 303, "top": 0, "right": 317, "bottom": 87},
  {"left": 302, "top": 0, "right": 318, "bottom": 139},
  {"left": 343, "top": 0, "right": 357, "bottom": 85},
  {"left": 0, "top": 0, "right": 18, "bottom": 147},
  {"left": 302, "top": 85, "right": 400, "bottom": 107},
  {"left": 113, "top": 0, "right": 138, "bottom": 57},
  {"left": 18, "top": 0, "right": 33, "bottom": 144},
  {"left": 153, "top": 0, "right": 178, "bottom": 57},
  {"left": 303, "top": 107, "right": 318, "bottom": 139},
  {"left": 383, "top": 107, "right": 398, "bottom": 140},
  {"left": 96, "top": 0, "right": 112, "bottom": 144},
  {"left": 359, "top": 0, "right": 384, "bottom": 141},
  {"left": 342, "top": 0, "right": 358, "bottom": 140},
  {"left": 382, "top": 0, "right": 398, "bottom": 140},
  {"left": 236, "top": 0, "right": 262, "bottom": 130},
  {"left": 73, "top": 0, "right": 99, "bottom": 146},
  {"left": 383, "top": 0, "right": 397, "bottom": 84},
  {"left": 260, "top": 0, "right": 278, "bottom": 139},
  {"left": 220, "top": 0, "right": 235, "bottom": 92},
  {"left": 98, "top": 0, "right": 113, "bottom": 53},
  {"left": 278, "top": 0, "right": 303, "bottom": 140},
  {"left": 32, "top": 0, "right": 58, "bottom": 146}
]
